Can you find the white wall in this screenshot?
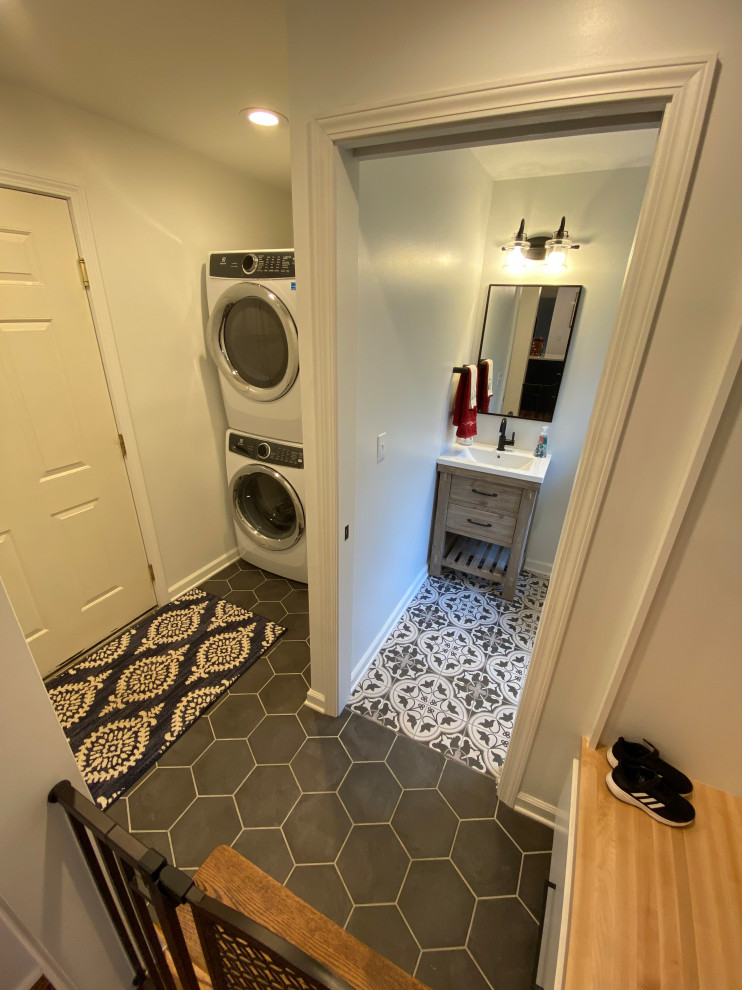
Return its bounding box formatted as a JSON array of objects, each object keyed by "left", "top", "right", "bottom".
[
  {"left": 0, "top": 78, "right": 293, "bottom": 595},
  {"left": 351, "top": 149, "right": 491, "bottom": 669},
  {"left": 286, "top": 0, "right": 742, "bottom": 806},
  {"left": 0, "top": 580, "right": 131, "bottom": 990},
  {"left": 0, "top": 907, "right": 40, "bottom": 990},
  {"left": 473, "top": 167, "right": 651, "bottom": 571},
  {"left": 603, "top": 369, "right": 742, "bottom": 795},
  {"left": 350, "top": 160, "right": 649, "bottom": 655}
]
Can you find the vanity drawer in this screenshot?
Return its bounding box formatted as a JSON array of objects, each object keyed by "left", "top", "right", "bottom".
[
  {"left": 449, "top": 475, "right": 522, "bottom": 517},
  {"left": 445, "top": 503, "right": 516, "bottom": 545}
]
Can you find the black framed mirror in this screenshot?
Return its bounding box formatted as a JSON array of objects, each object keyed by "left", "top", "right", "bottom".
[{"left": 477, "top": 284, "right": 582, "bottom": 422}]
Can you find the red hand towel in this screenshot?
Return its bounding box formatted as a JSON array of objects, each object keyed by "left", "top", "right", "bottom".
[{"left": 453, "top": 368, "right": 478, "bottom": 439}]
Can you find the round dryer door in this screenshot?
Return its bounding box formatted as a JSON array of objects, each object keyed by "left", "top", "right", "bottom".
[
  {"left": 231, "top": 465, "right": 304, "bottom": 550},
  {"left": 208, "top": 283, "right": 299, "bottom": 401}
]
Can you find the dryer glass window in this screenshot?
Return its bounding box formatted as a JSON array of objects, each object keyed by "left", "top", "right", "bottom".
[
  {"left": 222, "top": 298, "right": 289, "bottom": 388},
  {"left": 235, "top": 472, "right": 298, "bottom": 544}
]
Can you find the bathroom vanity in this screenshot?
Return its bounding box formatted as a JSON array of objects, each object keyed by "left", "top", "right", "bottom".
[{"left": 429, "top": 444, "right": 549, "bottom": 599}]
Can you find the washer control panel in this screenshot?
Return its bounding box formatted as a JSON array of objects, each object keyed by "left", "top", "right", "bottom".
[
  {"left": 210, "top": 250, "right": 295, "bottom": 280},
  {"left": 229, "top": 433, "right": 303, "bottom": 469}
]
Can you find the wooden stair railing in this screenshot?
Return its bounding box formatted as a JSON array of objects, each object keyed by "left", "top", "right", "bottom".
[{"left": 49, "top": 780, "right": 429, "bottom": 990}]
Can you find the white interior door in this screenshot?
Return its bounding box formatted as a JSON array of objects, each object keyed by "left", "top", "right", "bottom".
[{"left": 0, "top": 187, "right": 157, "bottom": 676}]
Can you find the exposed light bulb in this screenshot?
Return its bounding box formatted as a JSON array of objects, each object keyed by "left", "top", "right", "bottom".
[
  {"left": 544, "top": 246, "right": 569, "bottom": 271},
  {"left": 544, "top": 216, "right": 573, "bottom": 272},
  {"left": 502, "top": 218, "right": 531, "bottom": 274},
  {"left": 503, "top": 245, "right": 529, "bottom": 273}
]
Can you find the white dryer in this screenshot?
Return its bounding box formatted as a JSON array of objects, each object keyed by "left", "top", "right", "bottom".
[
  {"left": 207, "top": 250, "right": 302, "bottom": 443},
  {"left": 226, "top": 429, "right": 307, "bottom": 583}
]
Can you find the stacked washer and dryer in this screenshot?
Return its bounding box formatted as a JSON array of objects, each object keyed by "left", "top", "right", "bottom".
[{"left": 206, "top": 250, "right": 307, "bottom": 583}]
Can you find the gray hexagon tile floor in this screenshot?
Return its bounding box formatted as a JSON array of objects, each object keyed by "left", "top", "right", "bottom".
[{"left": 107, "top": 560, "right": 553, "bottom": 990}]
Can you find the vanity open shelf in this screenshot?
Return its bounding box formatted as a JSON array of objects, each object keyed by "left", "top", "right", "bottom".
[
  {"left": 440, "top": 533, "right": 512, "bottom": 584},
  {"left": 429, "top": 460, "right": 542, "bottom": 599}
]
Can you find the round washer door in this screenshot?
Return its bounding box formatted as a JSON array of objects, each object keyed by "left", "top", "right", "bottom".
[
  {"left": 231, "top": 465, "right": 304, "bottom": 551},
  {"left": 208, "top": 283, "right": 298, "bottom": 402}
]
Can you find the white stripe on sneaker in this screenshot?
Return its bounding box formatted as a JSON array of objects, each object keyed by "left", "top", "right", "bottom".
[{"left": 605, "top": 772, "right": 691, "bottom": 828}]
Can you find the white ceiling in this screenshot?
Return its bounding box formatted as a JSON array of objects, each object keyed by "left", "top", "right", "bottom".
[
  {"left": 0, "top": 3, "right": 659, "bottom": 194},
  {"left": 0, "top": 0, "right": 292, "bottom": 190},
  {"left": 470, "top": 129, "right": 658, "bottom": 182}
]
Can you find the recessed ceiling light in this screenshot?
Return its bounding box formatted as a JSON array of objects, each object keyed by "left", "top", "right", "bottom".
[{"left": 242, "top": 107, "right": 288, "bottom": 127}]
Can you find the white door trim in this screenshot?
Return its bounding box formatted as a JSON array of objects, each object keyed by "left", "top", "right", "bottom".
[
  {"left": 0, "top": 168, "right": 168, "bottom": 605},
  {"left": 299, "top": 54, "right": 717, "bottom": 802}
]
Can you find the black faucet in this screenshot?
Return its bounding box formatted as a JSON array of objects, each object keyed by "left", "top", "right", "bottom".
[{"left": 497, "top": 417, "right": 515, "bottom": 451}]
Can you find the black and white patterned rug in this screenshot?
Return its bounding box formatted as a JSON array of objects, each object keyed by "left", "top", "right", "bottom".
[
  {"left": 350, "top": 570, "right": 549, "bottom": 776},
  {"left": 46, "top": 589, "right": 284, "bottom": 808}
]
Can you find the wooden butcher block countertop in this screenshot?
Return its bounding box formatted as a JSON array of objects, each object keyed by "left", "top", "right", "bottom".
[{"left": 565, "top": 740, "right": 742, "bottom": 989}]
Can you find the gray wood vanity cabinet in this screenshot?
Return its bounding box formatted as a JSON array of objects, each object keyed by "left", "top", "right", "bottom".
[{"left": 429, "top": 464, "right": 540, "bottom": 600}]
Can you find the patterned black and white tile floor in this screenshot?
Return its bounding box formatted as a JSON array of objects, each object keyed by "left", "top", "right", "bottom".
[
  {"left": 350, "top": 569, "right": 549, "bottom": 777},
  {"left": 104, "top": 559, "right": 553, "bottom": 990}
]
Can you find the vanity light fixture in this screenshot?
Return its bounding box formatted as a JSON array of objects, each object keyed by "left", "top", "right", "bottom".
[
  {"left": 501, "top": 218, "right": 531, "bottom": 274},
  {"left": 502, "top": 216, "right": 580, "bottom": 273},
  {"left": 242, "top": 107, "right": 288, "bottom": 127}
]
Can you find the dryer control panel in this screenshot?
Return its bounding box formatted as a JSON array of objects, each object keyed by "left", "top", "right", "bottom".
[
  {"left": 210, "top": 250, "right": 295, "bottom": 279},
  {"left": 229, "top": 433, "right": 304, "bottom": 469}
]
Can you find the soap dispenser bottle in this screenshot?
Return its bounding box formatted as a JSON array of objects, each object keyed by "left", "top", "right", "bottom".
[{"left": 534, "top": 425, "right": 549, "bottom": 458}]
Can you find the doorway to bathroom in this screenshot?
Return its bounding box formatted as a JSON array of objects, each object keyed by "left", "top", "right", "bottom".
[
  {"left": 297, "top": 56, "right": 715, "bottom": 811},
  {"left": 345, "top": 128, "right": 659, "bottom": 776}
]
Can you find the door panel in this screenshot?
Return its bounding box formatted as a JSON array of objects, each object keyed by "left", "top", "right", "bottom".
[
  {"left": 0, "top": 187, "right": 157, "bottom": 675},
  {"left": 0, "top": 529, "right": 46, "bottom": 643},
  {"left": 3, "top": 319, "right": 85, "bottom": 468}
]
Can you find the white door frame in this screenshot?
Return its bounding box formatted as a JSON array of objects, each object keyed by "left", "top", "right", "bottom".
[
  {"left": 0, "top": 169, "right": 168, "bottom": 605},
  {"left": 299, "top": 54, "right": 719, "bottom": 805}
]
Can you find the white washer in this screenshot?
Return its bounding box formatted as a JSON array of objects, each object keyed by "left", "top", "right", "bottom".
[
  {"left": 226, "top": 429, "right": 307, "bottom": 583},
  {"left": 207, "top": 249, "right": 302, "bottom": 443}
]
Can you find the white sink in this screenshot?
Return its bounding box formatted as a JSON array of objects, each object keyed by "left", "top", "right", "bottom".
[{"left": 437, "top": 442, "right": 551, "bottom": 483}]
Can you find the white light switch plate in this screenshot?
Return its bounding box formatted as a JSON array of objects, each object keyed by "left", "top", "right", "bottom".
[{"left": 377, "top": 432, "right": 387, "bottom": 462}]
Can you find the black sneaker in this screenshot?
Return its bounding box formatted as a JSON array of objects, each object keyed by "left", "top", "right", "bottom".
[
  {"left": 607, "top": 737, "right": 693, "bottom": 795},
  {"left": 606, "top": 764, "right": 695, "bottom": 827}
]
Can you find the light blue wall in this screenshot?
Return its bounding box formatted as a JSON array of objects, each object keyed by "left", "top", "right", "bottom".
[
  {"left": 350, "top": 157, "right": 651, "bottom": 670},
  {"left": 350, "top": 149, "right": 492, "bottom": 670},
  {"left": 474, "top": 166, "right": 652, "bottom": 571}
]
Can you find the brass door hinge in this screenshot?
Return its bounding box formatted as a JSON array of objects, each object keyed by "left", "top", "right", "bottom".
[
  {"left": 118, "top": 433, "right": 127, "bottom": 458},
  {"left": 77, "top": 258, "right": 90, "bottom": 289},
  {"left": 148, "top": 564, "right": 156, "bottom": 584}
]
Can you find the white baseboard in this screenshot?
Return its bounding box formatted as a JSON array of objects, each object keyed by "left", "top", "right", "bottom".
[
  {"left": 0, "top": 892, "right": 75, "bottom": 990},
  {"left": 350, "top": 566, "right": 428, "bottom": 692},
  {"left": 304, "top": 688, "right": 326, "bottom": 714},
  {"left": 514, "top": 790, "right": 557, "bottom": 828},
  {"left": 524, "top": 557, "right": 553, "bottom": 578},
  {"left": 167, "top": 547, "right": 241, "bottom": 599}
]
